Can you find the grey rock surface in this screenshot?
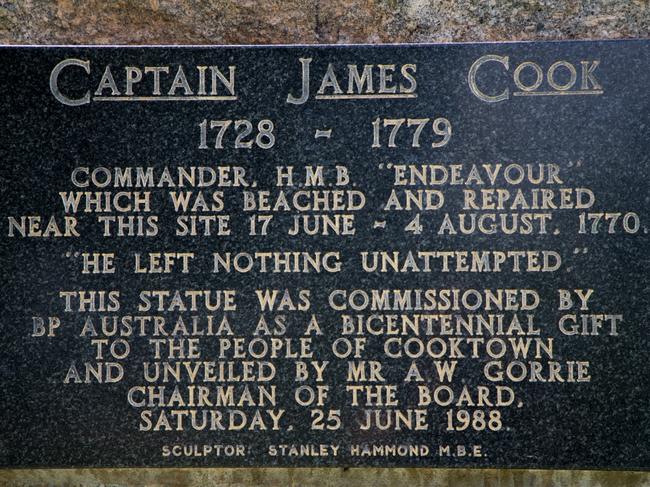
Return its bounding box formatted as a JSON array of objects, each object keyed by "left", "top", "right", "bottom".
[{"left": 0, "top": 0, "right": 648, "bottom": 44}]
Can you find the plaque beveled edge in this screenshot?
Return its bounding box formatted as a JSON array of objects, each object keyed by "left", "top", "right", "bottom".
[{"left": 0, "top": 37, "right": 648, "bottom": 48}]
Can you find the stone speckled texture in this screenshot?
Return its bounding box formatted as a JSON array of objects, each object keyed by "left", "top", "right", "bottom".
[
  {"left": 0, "top": 0, "right": 648, "bottom": 44},
  {"left": 0, "top": 1, "right": 649, "bottom": 486},
  {"left": 2, "top": 468, "right": 650, "bottom": 487}
]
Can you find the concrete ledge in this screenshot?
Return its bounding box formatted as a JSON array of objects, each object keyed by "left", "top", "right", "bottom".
[{"left": 1, "top": 468, "right": 649, "bottom": 487}]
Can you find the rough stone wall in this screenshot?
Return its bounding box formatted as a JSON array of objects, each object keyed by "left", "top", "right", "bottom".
[
  {"left": 0, "top": 0, "right": 648, "bottom": 45},
  {"left": 0, "top": 1, "right": 649, "bottom": 486}
]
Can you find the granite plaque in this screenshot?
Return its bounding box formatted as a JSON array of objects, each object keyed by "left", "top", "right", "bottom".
[{"left": 0, "top": 41, "right": 648, "bottom": 470}]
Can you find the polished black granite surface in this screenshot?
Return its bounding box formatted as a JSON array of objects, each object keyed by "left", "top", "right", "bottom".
[{"left": 0, "top": 41, "right": 648, "bottom": 469}]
